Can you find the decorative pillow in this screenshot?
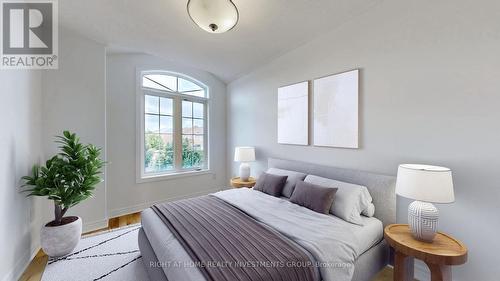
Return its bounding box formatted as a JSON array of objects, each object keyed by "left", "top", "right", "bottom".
[
  {"left": 289, "top": 180, "right": 337, "bottom": 214},
  {"left": 254, "top": 173, "right": 288, "bottom": 197},
  {"left": 266, "top": 168, "right": 307, "bottom": 198},
  {"left": 304, "top": 175, "right": 373, "bottom": 225}
]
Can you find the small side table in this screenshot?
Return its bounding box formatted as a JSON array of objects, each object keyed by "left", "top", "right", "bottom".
[
  {"left": 230, "top": 177, "right": 256, "bottom": 188},
  {"left": 384, "top": 224, "right": 467, "bottom": 281}
]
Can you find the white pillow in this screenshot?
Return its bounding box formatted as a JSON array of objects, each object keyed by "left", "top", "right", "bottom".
[
  {"left": 304, "top": 175, "right": 373, "bottom": 225},
  {"left": 266, "top": 168, "right": 307, "bottom": 198},
  {"left": 362, "top": 203, "right": 375, "bottom": 217}
]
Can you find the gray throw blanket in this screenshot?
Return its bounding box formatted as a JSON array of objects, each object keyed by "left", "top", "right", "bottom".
[{"left": 152, "top": 195, "right": 316, "bottom": 281}]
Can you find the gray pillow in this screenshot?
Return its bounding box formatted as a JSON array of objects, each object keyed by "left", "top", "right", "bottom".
[
  {"left": 254, "top": 172, "right": 288, "bottom": 197},
  {"left": 266, "top": 168, "right": 307, "bottom": 198},
  {"left": 304, "top": 175, "right": 373, "bottom": 225},
  {"left": 289, "top": 180, "right": 337, "bottom": 214}
]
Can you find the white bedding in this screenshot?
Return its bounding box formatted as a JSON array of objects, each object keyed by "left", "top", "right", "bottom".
[
  {"left": 355, "top": 216, "right": 384, "bottom": 255},
  {"left": 141, "top": 188, "right": 383, "bottom": 281},
  {"left": 215, "top": 188, "right": 382, "bottom": 281}
]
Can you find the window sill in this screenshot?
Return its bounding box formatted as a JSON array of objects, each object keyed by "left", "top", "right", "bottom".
[{"left": 137, "top": 169, "right": 213, "bottom": 184}]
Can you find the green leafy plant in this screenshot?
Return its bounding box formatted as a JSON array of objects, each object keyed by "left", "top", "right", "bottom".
[{"left": 21, "top": 131, "right": 105, "bottom": 226}]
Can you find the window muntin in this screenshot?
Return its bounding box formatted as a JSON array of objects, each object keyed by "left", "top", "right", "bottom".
[
  {"left": 144, "top": 95, "right": 174, "bottom": 173},
  {"left": 181, "top": 100, "right": 205, "bottom": 169},
  {"left": 140, "top": 72, "right": 208, "bottom": 178},
  {"left": 143, "top": 74, "right": 207, "bottom": 98},
  {"left": 178, "top": 78, "right": 202, "bottom": 91}
]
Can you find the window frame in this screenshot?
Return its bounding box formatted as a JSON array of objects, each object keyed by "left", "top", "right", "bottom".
[{"left": 136, "top": 69, "right": 210, "bottom": 183}]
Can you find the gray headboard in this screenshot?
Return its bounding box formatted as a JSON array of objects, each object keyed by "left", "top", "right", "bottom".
[{"left": 268, "top": 158, "right": 396, "bottom": 226}]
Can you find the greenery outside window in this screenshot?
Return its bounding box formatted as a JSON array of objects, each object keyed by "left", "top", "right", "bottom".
[{"left": 138, "top": 71, "right": 208, "bottom": 180}]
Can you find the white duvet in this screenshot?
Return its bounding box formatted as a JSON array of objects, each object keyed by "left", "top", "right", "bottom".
[
  {"left": 142, "top": 188, "right": 382, "bottom": 281},
  {"left": 214, "top": 188, "right": 380, "bottom": 281}
]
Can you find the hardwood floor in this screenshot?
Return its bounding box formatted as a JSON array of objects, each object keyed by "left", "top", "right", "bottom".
[
  {"left": 18, "top": 250, "right": 49, "bottom": 281},
  {"left": 107, "top": 212, "right": 141, "bottom": 230},
  {"left": 19, "top": 212, "right": 396, "bottom": 281}
]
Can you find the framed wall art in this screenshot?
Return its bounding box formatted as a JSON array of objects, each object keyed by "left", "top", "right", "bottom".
[
  {"left": 277, "top": 81, "right": 309, "bottom": 145},
  {"left": 313, "top": 69, "right": 358, "bottom": 148}
]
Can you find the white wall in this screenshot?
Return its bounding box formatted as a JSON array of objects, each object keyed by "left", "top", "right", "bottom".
[
  {"left": 0, "top": 70, "right": 43, "bottom": 281},
  {"left": 227, "top": 1, "right": 500, "bottom": 280},
  {"left": 40, "top": 30, "right": 228, "bottom": 231},
  {"left": 42, "top": 28, "right": 107, "bottom": 232},
  {"left": 106, "top": 54, "right": 227, "bottom": 217}
]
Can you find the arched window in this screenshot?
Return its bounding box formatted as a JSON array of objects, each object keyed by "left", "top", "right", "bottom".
[{"left": 138, "top": 71, "right": 208, "bottom": 179}]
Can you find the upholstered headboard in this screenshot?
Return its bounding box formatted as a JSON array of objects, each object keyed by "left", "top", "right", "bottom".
[{"left": 268, "top": 158, "right": 396, "bottom": 226}]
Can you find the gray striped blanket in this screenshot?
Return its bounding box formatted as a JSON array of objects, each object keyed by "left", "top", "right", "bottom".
[{"left": 152, "top": 195, "right": 316, "bottom": 281}]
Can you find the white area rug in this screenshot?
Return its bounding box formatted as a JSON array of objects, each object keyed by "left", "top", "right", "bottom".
[{"left": 41, "top": 224, "right": 150, "bottom": 281}]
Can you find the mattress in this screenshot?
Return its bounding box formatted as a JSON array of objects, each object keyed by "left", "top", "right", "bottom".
[
  {"left": 355, "top": 216, "right": 384, "bottom": 255},
  {"left": 141, "top": 207, "right": 205, "bottom": 281},
  {"left": 141, "top": 195, "right": 383, "bottom": 281}
]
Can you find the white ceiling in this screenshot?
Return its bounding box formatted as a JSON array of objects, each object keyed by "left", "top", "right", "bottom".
[{"left": 59, "top": 0, "right": 381, "bottom": 82}]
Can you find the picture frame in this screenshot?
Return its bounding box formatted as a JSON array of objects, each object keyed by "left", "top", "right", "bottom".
[
  {"left": 313, "top": 69, "right": 359, "bottom": 148},
  {"left": 277, "top": 81, "right": 309, "bottom": 145}
]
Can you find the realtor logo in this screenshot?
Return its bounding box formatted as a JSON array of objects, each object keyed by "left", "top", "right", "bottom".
[{"left": 1, "top": 0, "right": 58, "bottom": 69}]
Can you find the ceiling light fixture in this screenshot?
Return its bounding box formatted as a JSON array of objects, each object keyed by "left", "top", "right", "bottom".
[{"left": 187, "top": 0, "right": 239, "bottom": 34}]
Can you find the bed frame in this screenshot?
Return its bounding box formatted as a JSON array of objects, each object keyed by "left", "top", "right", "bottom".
[
  {"left": 139, "top": 158, "right": 396, "bottom": 281},
  {"left": 267, "top": 158, "right": 396, "bottom": 227}
]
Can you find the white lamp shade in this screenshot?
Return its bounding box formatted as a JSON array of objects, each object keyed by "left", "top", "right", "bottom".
[
  {"left": 396, "top": 164, "right": 454, "bottom": 203},
  {"left": 187, "top": 0, "right": 239, "bottom": 33},
  {"left": 234, "top": 147, "right": 255, "bottom": 162}
]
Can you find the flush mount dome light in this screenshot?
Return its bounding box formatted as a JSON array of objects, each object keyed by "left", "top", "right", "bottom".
[{"left": 187, "top": 0, "right": 239, "bottom": 33}]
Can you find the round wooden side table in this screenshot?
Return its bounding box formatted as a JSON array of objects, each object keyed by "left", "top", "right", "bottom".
[
  {"left": 384, "top": 224, "right": 467, "bottom": 281},
  {"left": 230, "top": 177, "right": 256, "bottom": 188}
]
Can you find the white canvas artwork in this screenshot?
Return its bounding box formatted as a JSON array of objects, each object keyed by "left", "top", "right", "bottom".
[
  {"left": 277, "top": 81, "right": 309, "bottom": 145},
  {"left": 313, "top": 69, "right": 359, "bottom": 148}
]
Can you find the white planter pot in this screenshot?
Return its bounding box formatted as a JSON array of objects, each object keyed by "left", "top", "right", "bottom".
[{"left": 41, "top": 216, "right": 82, "bottom": 257}]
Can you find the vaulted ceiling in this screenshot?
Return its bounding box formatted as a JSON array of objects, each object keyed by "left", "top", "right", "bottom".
[{"left": 59, "top": 0, "right": 381, "bottom": 82}]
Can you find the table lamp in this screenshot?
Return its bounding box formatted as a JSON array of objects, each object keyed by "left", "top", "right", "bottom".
[
  {"left": 396, "top": 164, "right": 454, "bottom": 242},
  {"left": 234, "top": 147, "right": 255, "bottom": 181}
]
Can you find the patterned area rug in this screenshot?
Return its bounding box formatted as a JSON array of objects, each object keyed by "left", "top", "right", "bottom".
[{"left": 41, "top": 224, "right": 150, "bottom": 281}]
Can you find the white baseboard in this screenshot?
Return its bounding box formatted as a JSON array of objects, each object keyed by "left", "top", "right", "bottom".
[
  {"left": 3, "top": 218, "right": 107, "bottom": 281},
  {"left": 415, "top": 260, "right": 459, "bottom": 281},
  {"left": 1, "top": 188, "right": 223, "bottom": 281},
  {"left": 83, "top": 219, "right": 109, "bottom": 233},
  {"left": 387, "top": 260, "right": 447, "bottom": 281},
  {"left": 107, "top": 187, "right": 222, "bottom": 219},
  {"left": 2, "top": 247, "right": 40, "bottom": 281},
  {"left": 386, "top": 262, "right": 453, "bottom": 281},
  {"left": 414, "top": 261, "right": 430, "bottom": 281}
]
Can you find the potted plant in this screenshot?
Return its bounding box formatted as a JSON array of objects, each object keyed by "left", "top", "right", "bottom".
[{"left": 22, "top": 131, "right": 105, "bottom": 257}]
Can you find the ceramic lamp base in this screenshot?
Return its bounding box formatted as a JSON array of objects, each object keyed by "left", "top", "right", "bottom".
[
  {"left": 239, "top": 163, "right": 251, "bottom": 181},
  {"left": 408, "top": 200, "right": 439, "bottom": 242}
]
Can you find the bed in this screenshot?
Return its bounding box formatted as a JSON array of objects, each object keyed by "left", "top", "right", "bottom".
[{"left": 138, "top": 158, "right": 396, "bottom": 281}]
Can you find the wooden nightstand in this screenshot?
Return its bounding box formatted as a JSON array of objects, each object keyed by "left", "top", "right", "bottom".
[
  {"left": 230, "top": 177, "right": 256, "bottom": 188},
  {"left": 384, "top": 224, "right": 467, "bottom": 281}
]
